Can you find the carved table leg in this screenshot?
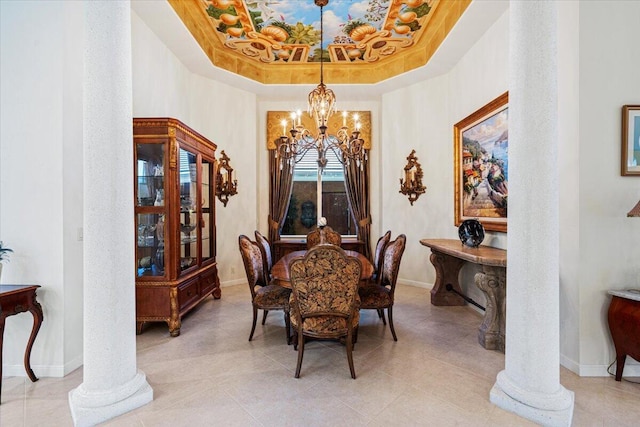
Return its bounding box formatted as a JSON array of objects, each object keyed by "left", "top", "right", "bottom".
[
  {"left": 429, "top": 250, "right": 466, "bottom": 306},
  {"left": 474, "top": 265, "right": 506, "bottom": 351},
  {"left": 25, "top": 298, "right": 43, "bottom": 382},
  {"left": 0, "top": 314, "right": 5, "bottom": 401}
]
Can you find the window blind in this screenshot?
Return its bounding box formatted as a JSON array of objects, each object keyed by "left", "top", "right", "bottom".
[{"left": 293, "top": 147, "right": 344, "bottom": 182}]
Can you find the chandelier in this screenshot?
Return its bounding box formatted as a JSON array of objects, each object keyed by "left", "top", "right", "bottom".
[{"left": 276, "top": 0, "right": 367, "bottom": 170}]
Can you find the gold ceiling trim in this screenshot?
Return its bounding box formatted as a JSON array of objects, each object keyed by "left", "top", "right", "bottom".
[{"left": 168, "top": 0, "right": 471, "bottom": 85}]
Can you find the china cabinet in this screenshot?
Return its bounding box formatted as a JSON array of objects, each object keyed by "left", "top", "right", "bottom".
[{"left": 134, "top": 118, "right": 220, "bottom": 337}]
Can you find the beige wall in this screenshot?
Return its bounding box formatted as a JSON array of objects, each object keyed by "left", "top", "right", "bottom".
[
  {"left": 381, "top": 11, "right": 509, "bottom": 298},
  {"left": 0, "top": 0, "right": 84, "bottom": 377},
  {"left": 575, "top": 0, "right": 640, "bottom": 374}
]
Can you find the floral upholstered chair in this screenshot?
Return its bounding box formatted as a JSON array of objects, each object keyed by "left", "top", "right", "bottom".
[
  {"left": 238, "top": 235, "right": 291, "bottom": 344},
  {"left": 306, "top": 226, "right": 342, "bottom": 248},
  {"left": 358, "top": 234, "right": 406, "bottom": 341},
  {"left": 288, "top": 244, "right": 362, "bottom": 379}
]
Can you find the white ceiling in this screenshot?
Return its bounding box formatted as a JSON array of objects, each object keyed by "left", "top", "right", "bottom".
[{"left": 131, "top": 0, "right": 509, "bottom": 101}]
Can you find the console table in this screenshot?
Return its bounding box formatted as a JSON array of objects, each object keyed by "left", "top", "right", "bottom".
[
  {"left": 607, "top": 289, "right": 640, "bottom": 381},
  {"left": 0, "top": 285, "right": 43, "bottom": 404},
  {"left": 420, "top": 239, "right": 507, "bottom": 351}
]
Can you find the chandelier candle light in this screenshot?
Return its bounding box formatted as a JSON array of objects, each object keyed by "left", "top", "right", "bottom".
[{"left": 276, "top": 0, "right": 367, "bottom": 171}]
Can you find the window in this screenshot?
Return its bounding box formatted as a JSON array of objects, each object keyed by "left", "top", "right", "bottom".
[{"left": 280, "top": 148, "right": 355, "bottom": 236}]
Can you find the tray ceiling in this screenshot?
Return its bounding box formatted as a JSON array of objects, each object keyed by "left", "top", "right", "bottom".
[{"left": 168, "top": 0, "right": 471, "bottom": 85}]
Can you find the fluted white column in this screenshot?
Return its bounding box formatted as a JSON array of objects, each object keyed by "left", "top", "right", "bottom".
[
  {"left": 68, "top": 1, "right": 152, "bottom": 425},
  {"left": 490, "top": 1, "right": 574, "bottom": 426}
]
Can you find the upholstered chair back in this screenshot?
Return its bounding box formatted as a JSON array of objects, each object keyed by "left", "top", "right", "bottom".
[
  {"left": 380, "top": 234, "right": 406, "bottom": 296},
  {"left": 290, "top": 244, "right": 361, "bottom": 322},
  {"left": 239, "top": 235, "right": 267, "bottom": 298},
  {"left": 372, "top": 230, "right": 391, "bottom": 282},
  {"left": 254, "top": 230, "right": 273, "bottom": 281},
  {"left": 306, "top": 226, "right": 342, "bottom": 249}
]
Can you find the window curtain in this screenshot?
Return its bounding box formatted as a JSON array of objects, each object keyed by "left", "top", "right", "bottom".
[
  {"left": 268, "top": 150, "right": 295, "bottom": 244},
  {"left": 343, "top": 153, "right": 372, "bottom": 260}
]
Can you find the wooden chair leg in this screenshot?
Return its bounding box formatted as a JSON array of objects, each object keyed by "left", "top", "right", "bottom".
[
  {"left": 388, "top": 306, "right": 397, "bottom": 341},
  {"left": 378, "top": 308, "right": 387, "bottom": 325},
  {"left": 249, "top": 306, "right": 258, "bottom": 341},
  {"left": 262, "top": 310, "right": 269, "bottom": 325},
  {"left": 284, "top": 310, "right": 291, "bottom": 345},
  {"left": 346, "top": 329, "right": 356, "bottom": 379},
  {"left": 295, "top": 333, "right": 305, "bottom": 378}
]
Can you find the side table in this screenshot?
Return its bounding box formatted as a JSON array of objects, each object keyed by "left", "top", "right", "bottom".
[
  {"left": 0, "top": 284, "right": 43, "bottom": 403},
  {"left": 607, "top": 289, "right": 640, "bottom": 381}
]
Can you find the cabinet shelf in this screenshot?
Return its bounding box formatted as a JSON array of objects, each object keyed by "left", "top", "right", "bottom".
[{"left": 134, "top": 118, "right": 220, "bottom": 337}]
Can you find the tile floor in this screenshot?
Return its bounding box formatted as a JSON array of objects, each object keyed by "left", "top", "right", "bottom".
[{"left": 1, "top": 284, "right": 639, "bottom": 426}]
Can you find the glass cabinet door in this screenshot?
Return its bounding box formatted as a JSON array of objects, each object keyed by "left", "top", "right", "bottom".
[
  {"left": 136, "top": 213, "right": 166, "bottom": 277},
  {"left": 201, "top": 158, "right": 214, "bottom": 263},
  {"left": 136, "top": 144, "right": 164, "bottom": 208},
  {"left": 179, "top": 148, "right": 198, "bottom": 272},
  {"left": 136, "top": 143, "right": 166, "bottom": 278}
]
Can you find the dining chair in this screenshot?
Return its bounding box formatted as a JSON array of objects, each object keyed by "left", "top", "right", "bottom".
[
  {"left": 358, "top": 234, "right": 406, "bottom": 341},
  {"left": 254, "top": 230, "right": 274, "bottom": 325},
  {"left": 238, "top": 235, "right": 291, "bottom": 344},
  {"left": 289, "top": 244, "right": 362, "bottom": 379},
  {"left": 306, "top": 226, "right": 342, "bottom": 248}
]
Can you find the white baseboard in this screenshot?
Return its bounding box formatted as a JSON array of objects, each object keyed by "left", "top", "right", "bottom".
[
  {"left": 397, "top": 278, "right": 431, "bottom": 289},
  {"left": 3, "top": 354, "right": 82, "bottom": 378},
  {"left": 220, "top": 278, "right": 245, "bottom": 287}
]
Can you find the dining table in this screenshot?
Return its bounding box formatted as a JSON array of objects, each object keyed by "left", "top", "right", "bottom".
[{"left": 271, "top": 249, "right": 374, "bottom": 288}]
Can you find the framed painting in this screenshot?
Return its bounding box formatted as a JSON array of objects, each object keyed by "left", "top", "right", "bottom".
[
  {"left": 454, "top": 92, "right": 508, "bottom": 232},
  {"left": 622, "top": 105, "right": 640, "bottom": 176}
]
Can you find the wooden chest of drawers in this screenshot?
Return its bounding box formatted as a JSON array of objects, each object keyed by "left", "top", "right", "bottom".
[{"left": 607, "top": 290, "right": 640, "bottom": 381}]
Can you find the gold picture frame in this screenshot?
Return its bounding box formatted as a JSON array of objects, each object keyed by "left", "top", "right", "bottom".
[
  {"left": 454, "top": 92, "right": 509, "bottom": 233},
  {"left": 622, "top": 104, "right": 640, "bottom": 176}
]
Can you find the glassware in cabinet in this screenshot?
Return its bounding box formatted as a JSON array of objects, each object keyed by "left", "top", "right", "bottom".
[
  {"left": 136, "top": 143, "right": 165, "bottom": 207},
  {"left": 136, "top": 213, "right": 166, "bottom": 277}
]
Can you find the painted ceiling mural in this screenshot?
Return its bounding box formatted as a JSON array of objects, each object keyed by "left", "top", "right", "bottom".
[
  {"left": 203, "top": 0, "right": 436, "bottom": 65},
  {"left": 170, "top": 0, "right": 468, "bottom": 84}
]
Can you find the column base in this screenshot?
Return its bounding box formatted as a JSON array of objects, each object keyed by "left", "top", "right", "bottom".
[
  {"left": 490, "top": 371, "right": 574, "bottom": 427},
  {"left": 68, "top": 370, "right": 153, "bottom": 427}
]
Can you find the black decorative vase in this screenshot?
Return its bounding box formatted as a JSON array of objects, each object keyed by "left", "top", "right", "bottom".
[{"left": 458, "top": 219, "right": 485, "bottom": 248}]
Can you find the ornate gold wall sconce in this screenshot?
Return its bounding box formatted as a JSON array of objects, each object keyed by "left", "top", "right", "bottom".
[
  {"left": 399, "top": 149, "right": 426, "bottom": 205},
  {"left": 216, "top": 150, "right": 238, "bottom": 207}
]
